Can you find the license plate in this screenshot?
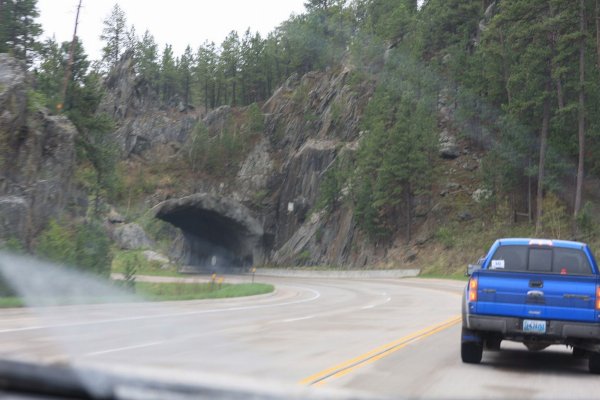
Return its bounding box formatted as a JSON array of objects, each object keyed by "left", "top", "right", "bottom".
[{"left": 523, "top": 319, "right": 546, "bottom": 334}]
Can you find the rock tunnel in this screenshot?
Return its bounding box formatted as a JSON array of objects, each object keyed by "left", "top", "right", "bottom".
[{"left": 153, "top": 194, "right": 264, "bottom": 272}]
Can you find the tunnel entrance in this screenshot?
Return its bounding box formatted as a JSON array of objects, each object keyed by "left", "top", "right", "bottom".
[{"left": 153, "top": 194, "right": 264, "bottom": 272}]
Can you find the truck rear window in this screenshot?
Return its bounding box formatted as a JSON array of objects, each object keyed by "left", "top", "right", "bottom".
[{"left": 489, "top": 245, "right": 593, "bottom": 275}]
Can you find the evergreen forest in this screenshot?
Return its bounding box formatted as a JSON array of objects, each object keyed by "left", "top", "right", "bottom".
[{"left": 2, "top": 0, "right": 600, "bottom": 274}]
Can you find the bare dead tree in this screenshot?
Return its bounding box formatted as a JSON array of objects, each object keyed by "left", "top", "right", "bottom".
[{"left": 59, "top": 0, "right": 83, "bottom": 112}]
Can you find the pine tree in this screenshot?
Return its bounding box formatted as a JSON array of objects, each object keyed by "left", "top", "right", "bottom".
[
  {"left": 160, "top": 44, "right": 178, "bottom": 103},
  {"left": 0, "top": 0, "right": 42, "bottom": 64},
  {"left": 220, "top": 31, "right": 240, "bottom": 105},
  {"left": 100, "top": 3, "right": 128, "bottom": 70},
  {"left": 178, "top": 45, "right": 194, "bottom": 107},
  {"left": 353, "top": 48, "right": 437, "bottom": 241},
  {"left": 134, "top": 30, "right": 160, "bottom": 93},
  {"left": 35, "top": 37, "right": 63, "bottom": 109},
  {"left": 195, "top": 40, "right": 217, "bottom": 109}
]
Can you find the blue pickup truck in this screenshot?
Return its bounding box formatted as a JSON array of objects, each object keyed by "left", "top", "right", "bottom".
[{"left": 462, "top": 238, "right": 600, "bottom": 373}]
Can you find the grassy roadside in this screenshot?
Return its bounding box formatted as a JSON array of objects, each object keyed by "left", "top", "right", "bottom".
[
  {"left": 0, "top": 297, "right": 25, "bottom": 308},
  {"left": 111, "top": 250, "right": 182, "bottom": 277},
  {"left": 0, "top": 282, "right": 274, "bottom": 308},
  {"left": 417, "top": 272, "right": 468, "bottom": 281},
  {"left": 137, "top": 282, "right": 274, "bottom": 301}
]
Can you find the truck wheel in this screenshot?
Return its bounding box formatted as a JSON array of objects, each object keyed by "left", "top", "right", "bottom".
[
  {"left": 461, "top": 328, "right": 483, "bottom": 364},
  {"left": 461, "top": 327, "right": 483, "bottom": 364},
  {"left": 462, "top": 341, "right": 483, "bottom": 364},
  {"left": 589, "top": 352, "right": 600, "bottom": 374},
  {"left": 573, "top": 347, "right": 586, "bottom": 358},
  {"left": 485, "top": 337, "right": 502, "bottom": 351}
]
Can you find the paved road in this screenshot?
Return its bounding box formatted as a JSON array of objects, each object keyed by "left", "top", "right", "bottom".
[{"left": 1, "top": 275, "right": 599, "bottom": 398}]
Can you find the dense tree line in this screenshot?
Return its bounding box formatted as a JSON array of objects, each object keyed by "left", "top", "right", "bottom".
[
  {"left": 4, "top": 0, "right": 600, "bottom": 244},
  {"left": 98, "top": 2, "right": 359, "bottom": 109},
  {"left": 1, "top": 0, "right": 115, "bottom": 273},
  {"left": 434, "top": 0, "right": 600, "bottom": 235},
  {"left": 300, "top": 0, "right": 600, "bottom": 240}
]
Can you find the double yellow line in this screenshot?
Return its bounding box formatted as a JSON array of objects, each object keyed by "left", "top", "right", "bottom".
[{"left": 299, "top": 315, "right": 461, "bottom": 387}]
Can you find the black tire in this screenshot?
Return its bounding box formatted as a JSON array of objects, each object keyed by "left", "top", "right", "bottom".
[
  {"left": 589, "top": 352, "right": 600, "bottom": 374},
  {"left": 573, "top": 347, "right": 586, "bottom": 358},
  {"left": 461, "top": 341, "right": 483, "bottom": 364},
  {"left": 485, "top": 337, "right": 502, "bottom": 351}
]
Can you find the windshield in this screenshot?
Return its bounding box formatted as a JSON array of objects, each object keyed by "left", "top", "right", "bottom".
[
  {"left": 489, "top": 246, "right": 594, "bottom": 275},
  {"left": 1, "top": 0, "right": 600, "bottom": 399}
]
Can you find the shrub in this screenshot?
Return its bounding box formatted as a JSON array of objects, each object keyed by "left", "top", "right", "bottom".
[
  {"left": 36, "top": 219, "right": 112, "bottom": 277},
  {"left": 36, "top": 219, "right": 77, "bottom": 265},
  {"left": 576, "top": 202, "right": 596, "bottom": 240},
  {"left": 296, "top": 250, "right": 312, "bottom": 265},
  {"left": 0, "top": 237, "right": 25, "bottom": 253},
  {"left": 436, "top": 226, "right": 456, "bottom": 249},
  {"left": 246, "top": 103, "right": 264, "bottom": 133},
  {"left": 540, "top": 193, "right": 567, "bottom": 239}
]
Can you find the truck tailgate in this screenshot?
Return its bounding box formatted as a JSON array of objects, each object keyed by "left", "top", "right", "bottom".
[{"left": 476, "top": 271, "right": 599, "bottom": 322}]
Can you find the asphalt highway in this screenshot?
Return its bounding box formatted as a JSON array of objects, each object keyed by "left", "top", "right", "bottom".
[{"left": 1, "top": 276, "right": 599, "bottom": 399}]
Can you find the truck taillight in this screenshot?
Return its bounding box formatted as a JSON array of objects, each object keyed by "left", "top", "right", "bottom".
[
  {"left": 596, "top": 286, "right": 600, "bottom": 310},
  {"left": 469, "top": 277, "right": 478, "bottom": 302}
]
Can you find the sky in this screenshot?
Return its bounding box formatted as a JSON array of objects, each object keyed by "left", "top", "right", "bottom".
[{"left": 36, "top": 0, "right": 307, "bottom": 61}]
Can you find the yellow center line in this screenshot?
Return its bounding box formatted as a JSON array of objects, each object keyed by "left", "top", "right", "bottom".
[{"left": 299, "top": 315, "right": 461, "bottom": 387}]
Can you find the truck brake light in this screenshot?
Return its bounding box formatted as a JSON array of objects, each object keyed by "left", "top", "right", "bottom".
[
  {"left": 596, "top": 286, "right": 600, "bottom": 310},
  {"left": 529, "top": 239, "right": 553, "bottom": 246},
  {"left": 469, "top": 277, "right": 478, "bottom": 302}
]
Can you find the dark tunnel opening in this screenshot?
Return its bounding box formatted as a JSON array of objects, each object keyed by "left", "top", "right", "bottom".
[{"left": 154, "top": 195, "right": 264, "bottom": 272}]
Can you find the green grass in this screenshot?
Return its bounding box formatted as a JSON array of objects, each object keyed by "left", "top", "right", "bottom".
[
  {"left": 136, "top": 282, "right": 274, "bottom": 301},
  {"left": 418, "top": 272, "right": 469, "bottom": 281},
  {"left": 418, "top": 212, "right": 538, "bottom": 278},
  {"left": 0, "top": 282, "right": 275, "bottom": 308},
  {"left": 111, "top": 250, "right": 182, "bottom": 277},
  {"left": 117, "top": 267, "right": 183, "bottom": 278},
  {"left": 0, "top": 297, "right": 24, "bottom": 308}
]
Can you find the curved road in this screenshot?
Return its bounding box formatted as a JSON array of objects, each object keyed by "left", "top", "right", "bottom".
[{"left": 0, "top": 276, "right": 598, "bottom": 398}]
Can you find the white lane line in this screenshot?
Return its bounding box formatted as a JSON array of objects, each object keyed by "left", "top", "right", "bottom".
[
  {"left": 282, "top": 315, "right": 314, "bottom": 323},
  {"left": 85, "top": 341, "right": 165, "bottom": 357},
  {"left": 361, "top": 295, "right": 392, "bottom": 310},
  {"left": 0, "top": 287, "right": 321, "bottom": 334},
  {"left": 0, "top": 326, "right": 44, "bottom": 333}
]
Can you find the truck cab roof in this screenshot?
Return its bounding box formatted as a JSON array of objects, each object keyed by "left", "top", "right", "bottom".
[{"left": 495, "top": 238, "right": 587, "bottom": 250}]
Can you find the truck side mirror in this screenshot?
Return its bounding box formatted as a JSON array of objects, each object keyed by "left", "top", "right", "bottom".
[
  {"left": 466, "top": 264, "right": 482, "bottom": 276},
  {"left": 466, "top": 256, "right": 485, "bottom": 276}
]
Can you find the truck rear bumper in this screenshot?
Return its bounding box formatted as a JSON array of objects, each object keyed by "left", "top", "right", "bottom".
[{"left": 466, "top": 315, "right": 600, "bottom": 340}]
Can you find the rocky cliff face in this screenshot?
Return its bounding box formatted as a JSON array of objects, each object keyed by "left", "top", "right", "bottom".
[
  {"left": 0, "top": 54, "right": 77, "bottom": 246},
  {"left": 99, "top": 52, "right": 199, "bottom": 157},
  {"left": 201, "top": 67, "right": 381, "bottom": 267},
  {"left": 103, "top": 53, "right": 434, "bottom": 268}
]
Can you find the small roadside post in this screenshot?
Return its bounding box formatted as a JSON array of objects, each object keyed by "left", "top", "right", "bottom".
[{"left": 251, "top": 267, "right": 256, "bottom": 283}]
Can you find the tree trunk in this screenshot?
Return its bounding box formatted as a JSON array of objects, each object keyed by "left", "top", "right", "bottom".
[
  {"left": 61, "top": 0, "right": 83, "bottom": 110},
  {"left": 549, "top": 27, "right": 564, "bottom": 109},
  {"left": 574, "top": 0, "right": 586, "bottom": 223},
  {"left": 232, "top": 80, "right": 237, "bottom": 106},
  {"left": 499, "top": 31, "right": 512, "bottom": 104},
  {"left": 555, "top": 75, "right": 564, "bottom": 109},
  {"left": 405, "top": 183, "right": 412, "bottom": 244},
  {"left": 535, "top": 91, "right": 551, "bottom": 235},
  {"left": 204, "top": 79, "right": 208, "bottom": 110},
  {"left": 528, "top": 157, "right": 533, "bottom": 223},
  {"left": 0, "top": 1, "right": 3, "bottom": 44},
  {"left": 596, "top": 0, "right": 600, "bottom": 68}
]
